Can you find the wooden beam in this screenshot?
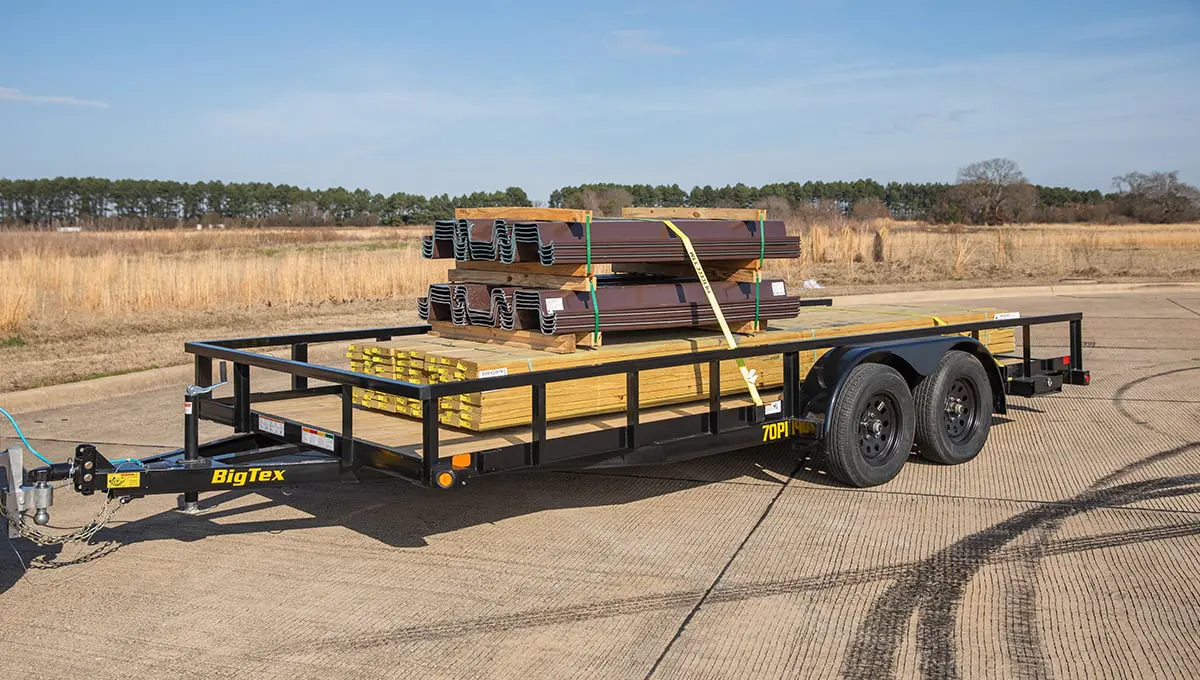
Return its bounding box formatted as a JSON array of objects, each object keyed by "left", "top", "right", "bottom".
[
  {"left": 612, "top": 260, "right": 763, "bottom": 283},
  {"left": 454, "top": 260, "right": 613, "bottom": 277},
  {"left": 447, "top": 268, "right": 596, "bottom": 291},
  {"left": 428, "top": 322, "right": 599, "bottom": 354},
  {"left": 621, "top": 207, "right": 767, "bottom": 221},
  {"left": 454, "top": 207, "right": 593, "bottom": 223}
]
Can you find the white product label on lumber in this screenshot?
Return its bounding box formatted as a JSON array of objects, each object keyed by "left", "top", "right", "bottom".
[
  {"left": 993, "top": 312, "right": 1021, "bottom": 320},
  {"left": 771, "top": 281, "right": 786, "bottom": 296},
  {"left": 544, "top": 298, "right": 564, "bottom": 313},
  {"left": 765, "top": 400, "right": 783, "bottom": 416},
  {"left": 479, "top": 367, "right": 508, "bottom": 378},
  {"left": 257, "top": 415, "right": 285, "bottom": 437},
  {"left": 301, "top": 426, "right": 335, "bottom": 451}
]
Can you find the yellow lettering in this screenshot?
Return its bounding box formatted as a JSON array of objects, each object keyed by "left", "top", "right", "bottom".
[{"left": 212, "top": 467, "right": 285, "bottom": 486}]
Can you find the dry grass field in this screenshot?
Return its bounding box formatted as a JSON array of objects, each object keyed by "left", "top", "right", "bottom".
[{"left": 1, "top": 221, "right": 1198, "bottom": 392}]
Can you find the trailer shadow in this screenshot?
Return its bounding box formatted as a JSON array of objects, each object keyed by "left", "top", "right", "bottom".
[{"left": 1, "top": 442, "right": 803, "bottom": 585}]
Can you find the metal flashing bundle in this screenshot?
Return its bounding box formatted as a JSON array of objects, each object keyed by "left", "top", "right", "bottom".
[
  {"left": 417, "top": 279, "right": 804, "bottom": 334},
  {"left": 421, "top": 218, "right": 801, "bottom": 265}
]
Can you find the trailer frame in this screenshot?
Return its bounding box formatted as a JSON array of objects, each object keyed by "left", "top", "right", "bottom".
[{"left": 21, "top": 309, "right": 1087, "bottom": 509}]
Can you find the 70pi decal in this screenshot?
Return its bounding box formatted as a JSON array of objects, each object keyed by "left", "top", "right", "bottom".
[{"left": 761, "top": 420, "right": 815, "bottom": 442}]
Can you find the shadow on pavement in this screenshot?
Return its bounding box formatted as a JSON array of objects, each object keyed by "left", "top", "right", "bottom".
[{"left": 1, "top": 441, "right": 803, "bottom": 593}]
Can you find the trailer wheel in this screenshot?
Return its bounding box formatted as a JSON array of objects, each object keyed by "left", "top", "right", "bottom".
[
  {"left": 913, "top": 350, "right": 993, "bottom": 465},
  {"left": 825, "top": 363, "right": 916, "bottom": 487}
]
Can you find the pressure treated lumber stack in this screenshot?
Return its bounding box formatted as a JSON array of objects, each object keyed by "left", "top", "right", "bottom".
[{"left": 349, "top": 304, "right": 1017, "bottom": 431}]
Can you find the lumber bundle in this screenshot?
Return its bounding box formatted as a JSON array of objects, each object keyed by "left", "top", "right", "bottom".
[{"left": 349, "top": 304, "right": 1018, "bottom": 432}]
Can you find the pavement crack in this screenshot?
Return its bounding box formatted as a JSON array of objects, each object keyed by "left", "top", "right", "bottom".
[
  {"left": 643, "top": 459, "right": 802, "bottom": 680},
  {"left": 1167, "top": 298, "right": 1200, "bottom": 317}
]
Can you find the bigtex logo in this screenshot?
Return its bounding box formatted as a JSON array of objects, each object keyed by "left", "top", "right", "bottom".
[{"left": 211, "top": 468, "right": 285, "bottom": 487}]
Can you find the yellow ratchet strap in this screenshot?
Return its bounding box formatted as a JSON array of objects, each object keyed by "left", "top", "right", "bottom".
[{"left": 660, "top": 219, "right": 763, "bottom": 407}]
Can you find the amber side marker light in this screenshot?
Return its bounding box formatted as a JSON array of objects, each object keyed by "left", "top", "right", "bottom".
[
  {"left": 451, "top": 453, "right": 471, "bottom": 470},
  {"left": 436, "top": 471, "right": 456, "bottom": 489}
]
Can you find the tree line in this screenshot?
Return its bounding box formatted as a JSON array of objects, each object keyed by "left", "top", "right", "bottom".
[
  {"left": 551, "top": 161, "right": 1198, "bottom": 225},
  {"left": 2, "top": 160, "right": 1197, "bottom": 228},
  {"left": 0, "top": 178, "right": 532, "bottom": 228}
]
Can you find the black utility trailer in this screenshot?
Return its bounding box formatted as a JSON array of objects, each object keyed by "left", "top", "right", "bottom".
[{"left": 17, "top": 311, "right": 1089, "bottom": 523}]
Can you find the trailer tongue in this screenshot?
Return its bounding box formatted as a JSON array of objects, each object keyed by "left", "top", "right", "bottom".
[{"left": 3, "top": 309, "right": 1088, "bottom": 540}]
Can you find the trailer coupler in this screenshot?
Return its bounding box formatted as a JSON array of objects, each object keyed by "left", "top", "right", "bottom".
[{"left": 48, "top": 438, "right": 349, "bottom": 504}]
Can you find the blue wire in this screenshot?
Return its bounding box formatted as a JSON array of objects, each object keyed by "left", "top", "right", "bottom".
[{"left": 0, "top": 406, "right": 56, "bottom": 466}]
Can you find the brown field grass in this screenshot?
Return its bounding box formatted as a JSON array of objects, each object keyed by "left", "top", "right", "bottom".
[
  {"left": 1, "top": 220, "right": 1198, "bottom": 392},
  {"left": 777, "top": 219, "right": 1200, "bottom": 285}
]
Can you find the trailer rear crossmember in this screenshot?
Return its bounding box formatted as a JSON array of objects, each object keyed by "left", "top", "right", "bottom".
[{"left": 19, "top": 312, "right": 1089, "bottom": 517}]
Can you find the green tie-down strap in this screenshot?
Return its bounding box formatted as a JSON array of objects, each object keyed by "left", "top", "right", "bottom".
[
  {"left": 585, "top": 213, "right": 600, "bottom": 341},
  {"left": 754, "top": 211, "right": 765, "bottom": 330}
]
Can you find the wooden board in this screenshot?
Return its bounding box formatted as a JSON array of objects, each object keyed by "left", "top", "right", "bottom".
[
  {"left": 621, "top": 207, "right": 766, "bottom": 221},
  {"left": 613, "top": 261, "right": 762, "bottom": 282},
  {"left": 447, "top": 267, "right": 596, "bottom": 291},
  {"left": 453, "top": 260, "right": 609, "bottom": 276},
  {"left": 454, "top": 207, "right": 592, "bottom": 222},
  {"left": 428, "top": 321, "right": 600, "bottom": 353}
]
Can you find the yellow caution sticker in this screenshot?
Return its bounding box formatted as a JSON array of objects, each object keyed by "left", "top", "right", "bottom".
[{"left": 107, "top": 471, "right": 142, "bottom": 489}]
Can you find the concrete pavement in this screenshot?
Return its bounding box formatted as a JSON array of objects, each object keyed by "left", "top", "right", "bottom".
[{"left": 1, "top": 289, "right": 1198, "bottom": 680}]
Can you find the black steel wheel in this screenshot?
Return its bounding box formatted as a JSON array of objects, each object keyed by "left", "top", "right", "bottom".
[
  {"left": 913, "top": 350, "right": 993, "bottom": 465},
  {"left": 825, "top": 363, "right": 916, "bottom": 487}
]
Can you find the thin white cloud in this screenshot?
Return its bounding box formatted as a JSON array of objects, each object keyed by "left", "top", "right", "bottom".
[
  {"left": 0, "top": 86, "right": 108, "bottom": 109},
  {"left": 606, "top": 29, "right": 684, "bottom": 55},
  {"left": 1067, "top": 13, "right": 1195, "bottom": 42},
  {"left": 206, "top": 89, "right": 548, "bottom": 139}
]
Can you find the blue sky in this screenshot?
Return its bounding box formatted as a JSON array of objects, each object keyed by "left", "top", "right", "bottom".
[{"left": 2, "top": 0, "right": 1198, "bottom": 201}]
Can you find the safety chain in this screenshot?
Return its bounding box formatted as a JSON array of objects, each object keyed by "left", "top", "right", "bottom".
[{"left": 0, "top": 491, "right": 125, "bottom": 546}]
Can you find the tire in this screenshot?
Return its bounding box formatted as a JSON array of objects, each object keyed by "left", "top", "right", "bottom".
[
  {"left": 825, "top": 363, "right": 916, "bottom": 487},
  {"left": 913, "top": 350, "right": 993, "bottom": 465}
]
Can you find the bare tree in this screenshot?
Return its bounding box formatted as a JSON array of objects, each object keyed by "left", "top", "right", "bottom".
[
  {"left": 1112, "top": 171, "right": 1200, "bottom": 223},
  {"left": 953, "top": 158, "right": 1036, "bottom": 224},
  {"left": 571, "top": 188, "right": 634, "bottom": 217}
]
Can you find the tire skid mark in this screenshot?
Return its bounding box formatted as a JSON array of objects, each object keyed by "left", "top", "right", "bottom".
[
  {"left": 1106, "top": 366, "right": 1200, "bottom": 443},
  {"left": 844, "top": 363, "right": 1200, "bottom": 680},
  {"left": 996, "top": 364, "right": 1200, "bottom": 680},
  {"left": 842, "top": 462, "right": 1200, "bottom": 680},
  {"left": 257, "top": 466, "right": 1199, "bottom": 661}
]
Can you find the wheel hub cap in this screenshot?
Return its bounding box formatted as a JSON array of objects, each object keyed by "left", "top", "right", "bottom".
[
  {"left": 943, "top": 377, "right": 979, "bottom": 443},
  {"left": 857, "top": 395, "right": 898, "bottom": 462}
]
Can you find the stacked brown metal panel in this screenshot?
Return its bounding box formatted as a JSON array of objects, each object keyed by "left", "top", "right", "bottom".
[{"left": 418, "top": 215, "right": 804, "bottom": 339}]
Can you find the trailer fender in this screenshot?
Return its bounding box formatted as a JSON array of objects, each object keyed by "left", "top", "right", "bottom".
[{"left": 799, "top": 336, "right": 1007, "bottom": 439}]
